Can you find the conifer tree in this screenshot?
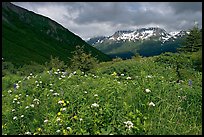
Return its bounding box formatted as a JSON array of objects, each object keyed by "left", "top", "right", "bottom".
[{"left": 179, "top": 23, "right": 202, "bottom": 52}]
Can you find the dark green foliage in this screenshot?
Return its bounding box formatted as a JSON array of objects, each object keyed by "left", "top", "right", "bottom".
[
  {"left": 70, "top": 45, "right": 99, "bottom": 72},
  {"left": 179, "top": 26, "right": 202, "bottom": 52},
  {"left": 2, "top": 61, "right": 17, "bottom": 76},
  {"left": 2, "top": 2, "right": 111, "bottom": 68},
  {"left": 44, "top": 56, "right": 67, "bottom": 71}
]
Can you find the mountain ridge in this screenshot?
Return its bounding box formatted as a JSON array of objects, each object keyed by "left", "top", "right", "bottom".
[{"left": 2, "top": 2, "right": 111, "bottom": 67}]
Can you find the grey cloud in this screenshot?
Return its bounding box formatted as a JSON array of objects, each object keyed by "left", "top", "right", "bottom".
[{"left": 11, "top": 2, "right": 202, "bottom": 39}]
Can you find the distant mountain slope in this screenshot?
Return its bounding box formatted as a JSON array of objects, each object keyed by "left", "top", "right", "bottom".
[
  {"left": 87, "top": 27, "right": 188, "bottom": 58},
  {"left": 2, "top": 2, "right": 111, "bottom": 67}
]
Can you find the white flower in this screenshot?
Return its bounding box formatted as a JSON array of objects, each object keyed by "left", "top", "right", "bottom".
[
  {"left": 84, "top": 91, "right": 88, "bottom": 94},
  {"left": 13, "top": 116, "right": 17, "bottom": 120},
  {"left": 118, "top": 82, "right": 121, "bottom": 84},
  {"left": 50, "top": 89, "right": 54, "bottom": 92},
  {"left": 58, "top": 100, "right": 64, "bottom": 104},
  {"left": 36, "top": 84, "right": 39, "bottom": 87},
  {"left": 61, "top": 75, "right": 65, "bottom": 78},
  {"left": 27, "top": 76, "right": 30, "bottom": 80},
  {"left": 30, "top": 73, "right": 33, "bottom": 76},
  {"left": 62, "top": 108, "right": 67, "bottom": 111},
  {"left": 57, "top": 69, "right": 60, "bottom": 72},
  {"left": 124, "top": 121, "right": 134, "bottom": 130},
  {"left": 30, "top": 104, "right": 35, "bottom": 108},
  {"left": 145, "top": 89, "right": 151, "bottom": 93},
  {"left": 67, "top": 127, "right": 71, "bottom": 130},
  {"left": 26, "top": 95, "right": 29, "bottom": 97},
  {"left": 126, "top": 77, "right": 132, "bottom": 80},
  {"left": 56, "top": 117, "right": 61, "bottom": 122},
  {"left": 39, "top": 81, "right": 42, "bottom": 84},
  {"left": 49, "top": 83, "right": 53, "bottom": 86},
  {"left": 79, "top": 118, "right": 83, "bottom": 121},
  {"left": 121, "top": 74, "right": 125, "bottom": 76},
  {"left": 13, "top": 98, "right": 18, "bottom": 101},
  {"left": 94, "top": 94, "right": 98, "bottom": 97},
  {"left": 91, "top": 103, "right": 99, "bottom": 108},
  {"left": 8, "top": 90, "right": 12, "bottom": 94},
  {"left": 146, "top": 75, "right": 152, "bottom": 78},
  {"left": 73, "top": 71, "right": 76, "bottom": 75},
  {"left": 149, "top": 102, "right": 155, "bottom": 107},
  {"left": 53, "top": 93, "right": 59, "bottom": 96},
  {"left": 56, "top": 130, "right": 60, "bottom": 133},
  {"left": 54, "top": 72, "right": 58, "bottom": 75},
  {"left": 25, "top": 132, "right": 31, "bottom": 135},
  {"left": 59, "top": 78, "right": 62, "bottom": 80},
  {"left": 44, "top": 119, "right": 48, "bottom": 123},
  {"left": 17, "top": 101, "right": 20, "bottom": 104},
  {"left": 25, "top": 106, "right": 29, "bottom": 109},
  {"left": 35, "top": 81, "right": 38, "bottom": 83},
  {"left": 21, "top": 115, "right": 24, "bottom": 118},
  {"left": 12, "top": 109, "right": 15, "bottom": 112}
]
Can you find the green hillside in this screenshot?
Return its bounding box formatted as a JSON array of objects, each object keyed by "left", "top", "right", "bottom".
[{"left": 2, "top": 2, "right": 111, "bottom": 67}]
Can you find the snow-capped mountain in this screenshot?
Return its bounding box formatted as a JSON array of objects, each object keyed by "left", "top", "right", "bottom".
[{"left": 87, "top": 27, "right": 188, "bottom": 45}]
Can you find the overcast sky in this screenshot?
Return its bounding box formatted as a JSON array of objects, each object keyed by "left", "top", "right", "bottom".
[{"left": 12, "top": 2, "right": 202, "bottom": 40}]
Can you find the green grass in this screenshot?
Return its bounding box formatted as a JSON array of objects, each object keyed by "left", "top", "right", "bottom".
[{"left": 2, "top": 53, "right": 202, "bottom": 135}]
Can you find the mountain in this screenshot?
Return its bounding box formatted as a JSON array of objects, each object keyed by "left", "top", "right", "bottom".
[
  {"left": 87, "top": 27, "right": 188, "bottom": 58},
  {"left": 2, "top": 2, "right": 111, "bottom": 67}
]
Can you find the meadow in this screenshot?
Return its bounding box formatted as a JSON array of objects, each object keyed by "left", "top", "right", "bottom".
[{"left": 2, "top": 52, "right": 202, "bottom": 135}]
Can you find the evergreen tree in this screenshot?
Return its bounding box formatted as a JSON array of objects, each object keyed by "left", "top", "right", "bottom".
[
  {"left": 70, "top": 45, "right": 99, "bottom": 72},
  {"left": 179, "top": 24, "right": 202, "bottom": 52}
]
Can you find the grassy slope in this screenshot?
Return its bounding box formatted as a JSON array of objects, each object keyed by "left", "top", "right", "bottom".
[
  {"left": 2, "top": 53, "right": 202, "bottom": 135},
  {"left": 2, "top": 3, "right": 111, "bottom": 67}
]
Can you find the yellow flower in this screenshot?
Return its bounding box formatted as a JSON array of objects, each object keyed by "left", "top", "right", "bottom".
[
  {"left": 73, "top": 115, "right": 78, "bottom": 120},
  {"left": 34, "top": 132, "right": 37, "bottom": 135},
  {"left": 63, "top": 103, "right": 66, "bottom": 106},
  {"left": 63, "top": 129, "right": 68, "bottom": 135},
  {"left": 57, "top": 112, "right": 61, "bottom": 116},
  {"left": 111, "top": 72, "right": 117, "bottom": 76},
  {"left": 37, "top": 128, "right": 42, "bottom": 132}
]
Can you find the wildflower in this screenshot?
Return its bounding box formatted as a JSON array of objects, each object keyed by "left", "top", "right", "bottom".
[
  {"left": 60, "top": 108, "right": 66, "bottom": 111},
  {"left": 12, "top": 109, "right": 15, "bottom": 112},
  {"left": 25, "top": 106, "right": 29, "bottom": 109},
  {"left": 30, "top": 73, "right": 33, "bottom": 76},
  {"left": 13, "top": 116, "right": 17, "bottom": 120},
  {"left": 14, "top": 83, "right": 20, "bottom": 89},
  {"left": 57, "top": 112, "right": 61, "bottom": 116},
  {"left": 121, "top": 73, "right": 125, "bottom": 76},
  {"left": 26, "top": 95, "right": 29, "bottom": 97},
  {"left": 67, "top": 127, "right": 71, "bottom": 130},
  {"left": 73, "top": 115, "right": 78, "bottom": 120},
  {"left": 149, "top": 102, "right": 155, "bottom": 107},
  {"left": 57, "top": 69, "right": 60, "bottom": 72},
  {"left": 126, "top": 76, "right": 132, "bottom": 80},
  {"left": 56, "top": 130, "right": 60, "bottom": 133},
  {"left": 84, "top": 91, "right": 88, "bottom": 94},
  {"left": 30, "top": 104, "right": 35, "bottom": 108},
  {"left": 111, "top": 72, "right": 117, "bottom": 76},
  {"left": 53, "top": 93, "right": 59, "bottom": 96},
  {"left": 8, "top": 90, "right": 12, "bottom": 94},
  {"left": 124, "top": 121, "right": 134, "bottom": 130},
  {"left": 59, "top": 78, "right": 62, "bottom": 80},
  {"left": 39, "top": 81, "right": 42, "bottom": 84},
  {"left": 35, "top": 81, "right": 38, "bottom": 83},
  {"left": 61, "top": 75, "right": 65, "bottom": 78},
  {"left": 56, "top": 117, "right": 61, "bottom": 122},
  {"left": 17, "top": 101, "right": 20, "bottom": 104},
  {"left": 37, "top": 128, "right": 42, "bottom": 132},
  {"left": 44, "top": 119, "right": 48, "bottom": 123},
  {"left": 73, "top": 71, "right": 76, "bottom": 75},
  {"left": 79, "top": 118, "right": 83, "bottom": 121},
  {"left": 94, "top": 94, "right": 98, "bottom": 97},
  {"left": 50, "top": 89, "right": 54, "bottom": 92},
  {"left": 36, "top": 84, "right": 39, "bottom": 87},
  {"left": 145, "top": 89, "right": 151, "bottom": 93},
  {"left": 33, "top": 99, "right": 40, "bottom": 104},
  {"left": 58, "top": 100, "right": 65, "bottom": 104},
  {"left": 21, "top": 115, "right": 24, "bottom": 118},
  {"left": 25, "top": 132, "right": 31, "bottom": 135},
  {"left": 146, "top": 75, "right": 152, "bottom": 78},
  {"left": 188, "top": 79, "right": 192, "bottom": 87},
  {"left": 49, "top": 83, "right": 53, "bottom": 86},
  {"left": 63, "top": 103, "right": 66, "bottom": 106},
  {"left": 13, "top": 98, "right": 18, "bottom": 101},
  {"left": 91, "top": 103, "right": 99, "bottom": 108}
]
